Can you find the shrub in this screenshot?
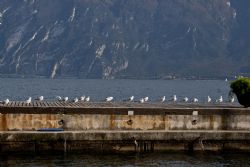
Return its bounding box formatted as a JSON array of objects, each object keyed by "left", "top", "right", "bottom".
[{"left": 230, "top": 78, "right": 250, "bottom": 107}]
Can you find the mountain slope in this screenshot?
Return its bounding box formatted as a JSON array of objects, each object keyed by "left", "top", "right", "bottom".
[{"left": 0, "top": 0, "right": 247, "bottom": 79}]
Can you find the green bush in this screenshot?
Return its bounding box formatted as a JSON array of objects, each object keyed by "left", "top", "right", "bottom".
[{"left": 230, "top": 78, "right": 250, "bottom": 107}]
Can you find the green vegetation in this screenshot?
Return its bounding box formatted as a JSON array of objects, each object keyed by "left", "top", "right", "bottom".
[{"left": 230, "top": 78, "right": 250, "bottom": 107}]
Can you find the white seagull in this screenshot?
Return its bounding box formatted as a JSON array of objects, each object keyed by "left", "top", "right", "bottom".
[
  {"left": 56, "top": 96, "right": 62, "bottom": 101},
  {"left": 26, "top": 97, "right": 32, "bottom": 104},
  {"left": 36, "top": 96, "right": 44, "bottom": 101},
  {"left": 63, "top": 97, "right": 69, "bottom": 102},
  {"left": 144, "top": 97, "right": 149, "bottom": 102},
  {"left": 106, "top": 96, "right": 114, "bottom": 102},
  {"left": 229, "top": 97, "right": 235, "bottom": 103},
  {"left": 85, "top": 96, "right": 90, "bottom": 102},
  {"left": 139, "top": 98, "right": 145, "bottom": 103},
  {"left": 160, "top": 96, "right": 166, "bottom": 102},
  {"left": 128, "top": 96, "right": 135, "bottom": 102},
  {"left": 207, "top": 96, "right": 212, "bottom": 103},
  {"left": 172, "top": 95, "right": 177, "bottom": 102},
  {"left": 183, "top": 97, "right": 189, "bottom": 102},
  {"left": 80, "top": 96, "right": 85, "bottom": 101},
  {"left": 3, "top": 98, "right": 10, "bottom": 104},
  {"left": 73, "top": 97, "right": 78, "bottom": 103},
  {"left": 216, "top": 96, "right": 223, "bottom": 103},
  {"left": 193, "top": 98, "right": 199, "bottom": 103}
]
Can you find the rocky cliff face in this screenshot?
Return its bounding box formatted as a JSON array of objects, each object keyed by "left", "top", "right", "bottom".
[
  {"left": 229, "top": 0, "right": 250, "bottom": 76},
  {"left": 0, "top": 0, "right": 248, "bottom": 79}
]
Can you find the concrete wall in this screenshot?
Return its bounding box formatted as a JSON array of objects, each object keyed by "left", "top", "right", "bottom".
[
  {"left": 0, "top": 114, "right": 61, "bottom": 131},
  {"left": 1, "top": 107, "right": 250, "bottom": 152},
  {"left": 1, "top": 113, "right": 250, "bottom": 131},
  {"left": 1, "top": 131, "right": 250, "bottom": 153}
]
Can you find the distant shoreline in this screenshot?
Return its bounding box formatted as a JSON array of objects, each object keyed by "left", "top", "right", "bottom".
[{"left": 0, "top": 74, "right": 238, "bottom": 81}]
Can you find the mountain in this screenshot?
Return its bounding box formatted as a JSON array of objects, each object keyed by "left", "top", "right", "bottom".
[
  {"left": 0, "top": 0, "right": 249, "bottom": 79},
  {"left": 229, "top": 0, "right": 250, "bottom": 76}
]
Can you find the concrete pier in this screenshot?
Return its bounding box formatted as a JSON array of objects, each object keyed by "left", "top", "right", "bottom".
[{"left": 0, "top": 101, "right": 250, "bottom": 153}]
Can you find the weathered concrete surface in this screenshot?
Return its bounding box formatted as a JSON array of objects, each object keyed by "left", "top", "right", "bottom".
[
  {"left": 1, "top": 113, "right": 250, "bottom": 131},
  {"left": 1, "top": 130, "right": 250, "bottom": 141},
  {"left": 1, "top": 130, "right": 250, "bottom": 152},
  {"left": 1, "top": 103, "right": 250, "bottom": 152},
  {"left": 0, "top": 114, "right": 61, "bottom": 131}
]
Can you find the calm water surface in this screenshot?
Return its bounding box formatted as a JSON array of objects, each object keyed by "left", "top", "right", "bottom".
[
  {"left": 0, "top": 78, "right": 232, "bottom": 102},
  {"left": 0, "top": 152, "right": 250, "bottom": 167}
]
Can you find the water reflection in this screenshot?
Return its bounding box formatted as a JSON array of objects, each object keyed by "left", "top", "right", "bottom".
[{"left": 0, "top": 152, "right": 249, "bottom": 167}]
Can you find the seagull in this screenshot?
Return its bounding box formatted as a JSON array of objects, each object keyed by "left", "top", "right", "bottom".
[
  {"left": 26, "top": 97, "right": 32, "bottom": 104},
  {"left": 160, "top": 96, "right": 166, "bottom": 103},
  {"left": 56, "top": 96, "right": 62, "bottom": 101},
  {"left": 3, "top": 99, "right": 10, "bottom": 104},
  {"left": 183, "top": 97, "right": 189, "bottom": 102},
  {"left": 128, "top": 96, "right": 135, "bottom": 102},
  {"left": 106, "top": 96, "right": 114, "bottom": 102},
  {"left": 207, "top": 96, "right": 212, "bottom": 103},
  {"left": 144, "top": 97, "right": 149, "bottom": 102},
  {"left": 193, "top": 98, "right": 199, "bottom": 103},
  {"left": 85, "top": 96, "right": 90, "bottom": 102},
  {"left": 63, "top": 97, "right": 69, "bottom": 102},
  {"left": 216, "top": 96, "right": 223, "bottom": 103},
  {"left": 73, "top": 97, "right": 78, "bottom": 103},
  {"left": 139, "top": 98, "right": 145, "bottom": 103},
  {"left": 80, "top": 96, "right": 85, "bottom": 101},
  {"left": 35, "top": 96, "right": 44, "bottom": 101},
  {"left": 172, "top": 95, "right": 177, "bottom": 102},
  {"left": 229, "top": 97, "right": 235, "bottom": 103},
  {"left": 228, "top": 90, "right": 235, "bottom": 103}
]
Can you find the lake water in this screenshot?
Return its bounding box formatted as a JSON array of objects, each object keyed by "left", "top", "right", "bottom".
[
  {"left": 0, "top": 152, "right": 249, "bottom": 167},
  {"left": 0, "top": 78, "right": 233, "bottom": 103},
  {"left": 0, "top": 78, "right": 245, "bottom": 166}
]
